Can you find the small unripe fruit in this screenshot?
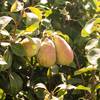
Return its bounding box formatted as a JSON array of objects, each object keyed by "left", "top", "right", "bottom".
[
  {"left": 37, "top": 38, "right": 56, "bottom": 67},
  {"left": 53, "top": 35, "right": 74, "bottom": 65},
  {"left": 21, "top": 38, "right": 41, "bottom": 57}
]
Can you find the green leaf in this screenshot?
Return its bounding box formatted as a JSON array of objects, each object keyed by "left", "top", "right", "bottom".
[
  {"left": 75, "top": 85, "right": 91, "bottom": 93},
  {"left": 34, "top": 83, "right": 48, "bottom": 99},
  {"left": 11, "top": 43, "right": 26, "bottom": 57},
  {"left": 87, "top": 48, "right": 100, "bottom": 65},
  {"left": 54, "top": 0, "right": 66, "bottom": 6},
  {"left": 47, "top": 65, "right": 59, "bottom": 77},
  {"left": 0, "top": 16, "right": 13, "bottom": 29},
  {"left": 44, "top": 9, "right": 52, "bottom": 17},
  {"left": 0, "top": 88, "right": 6, "bottom": 100},
  {"left": 9, "top": 72, "right": 23, "bottom": 94},
  {"left": 3, "top": 49, "right": 12, "bottom": 70},
  {"left": 41, "top": 18, "right": 51, "bottom": 28},
  {"left": 95, "top": 84, "right": 100, "bottom": 91},
  {"left": 68, "top": 78, "right": 83, "bottom": 84},
  {"left": 74, "top": 65, "right": 97, "bottom": 75},
  {"left": 51, "top": 65, "right": 59, "bottom": 75}
]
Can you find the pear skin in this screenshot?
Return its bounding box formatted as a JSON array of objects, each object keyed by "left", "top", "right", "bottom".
[
  {"left": 37, "top": 38, "right": 56, "bottom": 67},
  {"left": 21, "top": 38, "right": 41, "bottom": 57},
  {"left": 53, "top": 35, "right": 74, "bottom": 65}
]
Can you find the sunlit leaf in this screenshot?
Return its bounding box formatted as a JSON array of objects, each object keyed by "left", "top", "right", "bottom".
[
  {"left": 10, "top": 0, "right": 17, "bottom": 12},
  {"left": 44, "top": 9, "right": 52, "bottom": 17},
  {"left": 40, "top": 0, "right": 48, "bottom": 4},
  {"left": 96, "top": 1, "right": 100, "bottom": 12},
  {"left": 87, "top": 48, "right": 100, "bottom": 65},
  {"left": 25, "top": 22, "right": 39, "bottom": 32},
  {"left": 85, "top": 38, "right": 99, "bottom": 51},
  {"left": 0, "top": 42, "right": 10, "bottom": 47},
  {"left": 54, "top": 84, "right": 67, "bottom": 97},
  {"left": 0, "top": 56, "right": 11, "bottom": 71},
  {"left": 0, "top": 16, "right": 13, "bottom": 29},
  {"left": 10, "top": 0, "right": 24, "bottom": 12},
  {"left": 92, "top": 18, "right": 100, "bottom": 32},
  {"left": 75, "top": 85, "right": 91, "bottom": 93},
  {"left": 26, "top": 12, "right": 39, "bottom": 26},
  {"left": 0, "top": 29, "right": 10, "bottom": 36},
  {"left": 81, "top": 18, "right": 95, "bottom": 37},
  {"left": 74, "top": 65, "right": 97, "bottom": 75},
  {"left": 0, "top": 88, "right": 6, "bottom": 100},
  {"left": 0, "top": 57, "right": 7, "bottom": 65},
  {"left": 28, "top": 7, "right": 42, "bottom": 21},
  {"left": 95, "top": 84, "right": 100, "bottom": 91},
  {"left": 34, "top": 83, "right": 47, "bottom": 90}
]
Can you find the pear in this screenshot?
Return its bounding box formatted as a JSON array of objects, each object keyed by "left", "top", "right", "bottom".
[
  {"left": 21, "top": 38, "right": 41, "bottom": 57},
  {"left": 53, "top": 35, "right": 74, "bottom": 65},
  {"left": 37, "top": 38, "right": 56, "bottom": 67}
]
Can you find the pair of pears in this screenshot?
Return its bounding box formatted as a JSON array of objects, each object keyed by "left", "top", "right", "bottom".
[{"left": 21, "top": 35, "right": 74, "bottom": 67}]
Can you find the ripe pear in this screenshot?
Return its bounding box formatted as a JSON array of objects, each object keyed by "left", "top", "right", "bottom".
[
  {"left": 21, "top": 38, "right": 41, "bottom": 57},
  {"left": 53, "top": 35, "right": 74, "bottom": 65},
  {"left": 37, "top": 38, "right": 56, "bottom": 67}
]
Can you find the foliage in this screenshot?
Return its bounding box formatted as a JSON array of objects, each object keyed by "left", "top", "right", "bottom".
[{"left": 0, "top": 0, "right": 100, "bottom": 100}]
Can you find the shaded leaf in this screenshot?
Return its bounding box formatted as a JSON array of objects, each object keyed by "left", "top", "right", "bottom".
[
  {"left": 11, "top": 43, "right": 26, "bottom": 57},
  {"left": 4, "top": 49, "right": 12, "bottom": 70},
  {"left": 9, "top": 72, "right": 23, "bottom": 94}
]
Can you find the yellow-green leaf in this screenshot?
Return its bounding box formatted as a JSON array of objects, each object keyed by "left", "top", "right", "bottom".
[
  {"left": 28, "top": 7, "right": 42, "bottom": 21},
  {"left": 10, "top": 1, "right": 17, "bottom": 12},
  {"left": 25, "top": 22, "right": 39, "bottom": 32}
]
